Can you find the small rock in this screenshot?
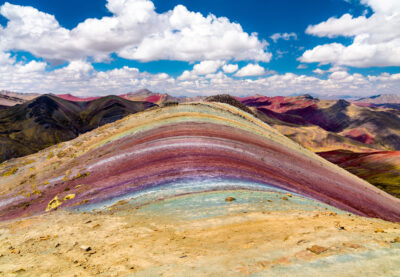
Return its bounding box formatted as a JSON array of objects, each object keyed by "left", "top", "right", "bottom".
[
  {"left": 80, "top": 245, "right": 92, "bottom": 252},
  {"left": 272, "top": 257, "right": 291, "bottom": 265},
  {"left": 307, "top": 245, "right": 328, "bottom": 254},
  {"left": 375, "top": 228, "right": 385, "bottom": 233},
  {"left": 255, "top": 261, "right": 270, "bottom": 268},
  {"left": 180, "top": 255, "right": 187, "bottom": 258},
  {"left": 282, "top": 197, "right": 288, "bottom": 201},
  {"left": 92, "top": 224, "right": 101, "bottom": 229},
  {"left": 40, "top": 235, "right": 51, "bottom": 241},
  {"left": 392, "top": 237, "right": 400, "bottom": 243},
  {"left": 55, "top": 243, "right": 60, "bottom": 248},
  {"left": 297, "top": 239, "right": 308, "bottom": 245},
  {"left": 85, "top": 220, "right": 92, "bottom": 224},
  {"left": 225, "top": 197, "right": 236, "bottom": 202},
  {"left": 343, "top": 242, "right": 361, "bottom": 249}
]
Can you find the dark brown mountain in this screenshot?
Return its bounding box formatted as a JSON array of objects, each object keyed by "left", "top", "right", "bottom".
[
  {"left": 206, "top": 94, "right": 254, "bottom": 115},
  {"left": 0, "top": 94, "right": 156, "bottom": 162}
]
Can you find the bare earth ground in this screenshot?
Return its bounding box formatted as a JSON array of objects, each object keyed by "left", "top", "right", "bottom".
[{"left": 1, "top": 191, "right": 400, "bottom": 277}]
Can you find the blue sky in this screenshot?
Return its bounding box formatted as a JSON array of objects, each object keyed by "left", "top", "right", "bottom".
[{"left": 0, "top": 0, "right": 399, "bottom": 96}]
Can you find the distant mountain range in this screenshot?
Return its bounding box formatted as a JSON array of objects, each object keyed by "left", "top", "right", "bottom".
[
  {"left": 237, "top": 94, "right": 400, "bottom": 151},
  {"left": 3, "top": 89, "right": 400, "bottom": 105},
  {"left": 355, "top": 94, "right": 400, "bottom": 104},
  {"left": 0, "top": 94, "right": 25, "bottom": 108}
]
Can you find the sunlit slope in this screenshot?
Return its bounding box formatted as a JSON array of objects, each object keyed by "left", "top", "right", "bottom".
[
  {"left": 1, "top": 102, "right": 399, "bottom": 222},
  {"left": 319, "top": 150, "right": 400, "bottom": 198}
]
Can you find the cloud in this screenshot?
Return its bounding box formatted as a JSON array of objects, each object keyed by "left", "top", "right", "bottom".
[
  {"left": 275, "top": 50, "right": 288, "bottom": 59},
  {"left": 270, "top": 32, "right": 297, "bottom": 43},
  {"left": 300, "top": 0, "right": 400, "bottom": 67},
  {"left": 222, "top": 64, "right": 238, "bottom": 73},
  {"left": 296, "top": 64, "right": 307, "bottom": 69},
  {"left": 235, "top": 64, "right": 266, "bottom": 77},
  {"left": 0, "top": 51, "right": 14, "bottom": 65},
  {"left": 177, "top": 60, "right": 224, "bottom": 81},
  {"left": 192, "top": 60, "right": 225, "bottom": 75},
  {"left": 313, "top": 68, "right": 325, "bottom": 75},
  {"left": 0, "top": 0, "right": 271, "bottom": 63},
  {"left": 0, "top": 0, "right": 398, "bottom": 98},
  {"left": 177, "top": 70, "right": 196, "bottom": 81},
  {"left": 0, "top": 57, "right": 399, "bottom": 97}
]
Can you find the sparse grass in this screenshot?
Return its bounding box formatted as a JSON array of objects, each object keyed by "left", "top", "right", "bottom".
[
  {"left": 22, "top": 160, "right": 35, "bottom": 165},
  {"left": 70, "top": 172, "right": 90, "bottom": 180},
  {"left": 47, "top": 151, "right": 54, "bottom": 160},
  {"left": 2, "top": 167, "right": 18, "bottom": 177},
  {"left": 162, "top": 102, "right": 179, "bottom": 107}
]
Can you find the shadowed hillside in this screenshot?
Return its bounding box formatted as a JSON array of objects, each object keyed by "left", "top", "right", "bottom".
[
  {"left": 0, "top": 95, "right": 155, "bottom": 162},
  {"left": 78, "top": 95, "right": 156, "bottom": 132}
]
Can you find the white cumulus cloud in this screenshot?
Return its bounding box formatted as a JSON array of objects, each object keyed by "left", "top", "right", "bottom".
[
  {"left": 222, "top": 64, "right": 239, "bottom": 73},
  {"left": 235, "top": 64, "right": 266, "bottom": 77},
  {"left": 192, "top": 60, "right": 225, "bottom": 75},
  {"left": 300, "top": 0, "right": 400, "bottom": 67}
]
